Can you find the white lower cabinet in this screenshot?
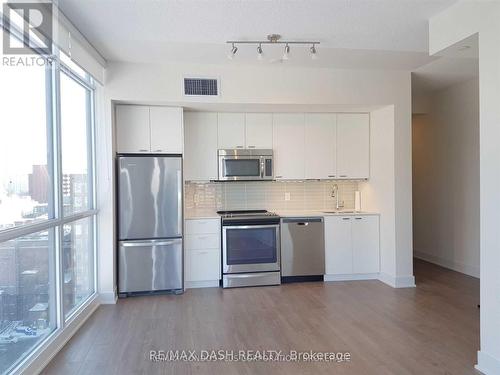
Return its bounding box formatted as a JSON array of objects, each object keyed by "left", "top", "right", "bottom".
[
  {"left": 184, "top": 219, "right": 221, "bottom": 288},
  {"left": 324, "top": 215, "right": 380, "bottom": 279}
]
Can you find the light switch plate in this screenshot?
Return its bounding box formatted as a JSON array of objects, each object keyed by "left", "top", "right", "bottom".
[{"left": 284, "top": 192, "right": 291, "bottom": 201}]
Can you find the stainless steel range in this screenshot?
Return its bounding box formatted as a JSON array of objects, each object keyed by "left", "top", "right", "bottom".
[{"left": 218, "top": 210, "right": 281, "bottom": 288}]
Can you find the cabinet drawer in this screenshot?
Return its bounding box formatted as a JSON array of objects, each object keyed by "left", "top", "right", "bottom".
[
  {"left": 185, "top": 234, "right": 220, "bottom": 250},
  {"left": 185, "top": 249, "right": 221, "bottom": 282},
  {"left": 185, "top": 219, "right": 220, "bottom": 234}
]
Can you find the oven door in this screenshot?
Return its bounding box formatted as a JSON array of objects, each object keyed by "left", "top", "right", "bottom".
[
  {"left": 223, "top": 224, "right": 280, "bottom": 273},
  {"left": 218, "top": 155, "right": 263, "bottom": 181}
]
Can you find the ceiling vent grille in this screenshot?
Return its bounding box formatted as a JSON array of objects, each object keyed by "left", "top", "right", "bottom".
[{"left": 184, "top": 78, "right": 219, "bottom": 96}]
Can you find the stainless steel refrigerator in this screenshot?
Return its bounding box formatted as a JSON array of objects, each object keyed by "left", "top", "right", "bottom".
[{"left": 117, "top": 155, "right": 183, "bottom": 296}]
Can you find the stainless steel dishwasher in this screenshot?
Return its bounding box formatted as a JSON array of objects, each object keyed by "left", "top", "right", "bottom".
[{"left": 281, "top": 217, "right": 325, "bottom": 282}]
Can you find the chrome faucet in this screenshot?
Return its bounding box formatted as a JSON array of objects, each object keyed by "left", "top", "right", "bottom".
[{"left": 331, "top": 184, "right": 344, "bottom": 210}]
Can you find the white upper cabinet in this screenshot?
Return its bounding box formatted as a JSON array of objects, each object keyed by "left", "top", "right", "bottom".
[
  {"left": 273, "top": 113, "right": 305, "bottom": 180},
  {"left": 305, "top": 114, "right": 337, "bottom": 179},
  {"left": 245, "top": 113, "right": 273, "bottom": 149},
  {"left": 150, "top": 107, "right": 183, "bottom": 154},
  {"left": 116, "top": 105, "right": 183, "bottom": 154},
  {"left": 116, "top": 105, "right": 150, "bottom": 153},
  {"left": 184, "top": 112, "right": 218, "bottom": 181},
  {"left": 336, "top": 113, "right": 370, "bottom": 179},
  {"left": 217, "top": 113, "right": 245, "bottom": 149}
]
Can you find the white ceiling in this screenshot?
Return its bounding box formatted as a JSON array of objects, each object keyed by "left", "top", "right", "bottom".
[
  {"left": 412, "top": 34, "right": 478, "bottom": 93},
  {"left": 59, "top": 0, "right": 457, "bottom": 69}
]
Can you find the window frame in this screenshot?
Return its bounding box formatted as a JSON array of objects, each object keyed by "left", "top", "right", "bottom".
[{"left": 0, "top": 18, "right": 99, "bottom": 374}]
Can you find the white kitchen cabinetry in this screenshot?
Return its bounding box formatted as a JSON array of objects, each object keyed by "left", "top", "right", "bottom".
[
  {"left": 325, "top": 216, "right": 353, "bottom": 275},
  {"left": 184, "top": 112, "right": 218, "bottom": 181},
  {"left": 245, "top": 113, "right": 273, "bottom": 149},
  {"left": 116, "top": 105, "right": 183, "bottom": 154},
  {"left": 273, "top": 113, "right": 305, "bottom": 180},
  {"left": 305, "top": 114, "right": 337, "bottom": 179},
  {"left": 352, "top": 216, "right": 380, "bottom": 274},
  {"left": 217, "top": 113, "right": 246, "bottom": 149},
  {"left": 150, "top": 107, "right": 183, "bottom": 154},
  {"left": 116, "top": 105, "right": 150, "bottom": 153},
  {"left": 185, "top": 218, "right": 221, "bottom": 288},
  {"left": 336, "top": 114, "right": 370, "bottom": 179},
  {"left": 324, "top": 215, "right": 379, "bottom": 279}
]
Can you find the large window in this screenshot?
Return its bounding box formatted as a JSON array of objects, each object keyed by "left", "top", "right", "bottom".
[
  {"left": 0, "top": 22, "right": 97, "bottom": 375},
  {"left": 0, "top": 63, "right": 51, "bottom": 229}
]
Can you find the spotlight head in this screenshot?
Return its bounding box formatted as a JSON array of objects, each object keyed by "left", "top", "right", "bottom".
[
  {"left": 282, "top": 44, "right": 290, "bottom": 60},
  {"left": 257, "top": 44, "right": 263, "bottom": 60}
]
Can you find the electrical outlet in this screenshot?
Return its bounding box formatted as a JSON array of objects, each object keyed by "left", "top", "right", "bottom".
[{"left": 284, "top": 192, "right": 291, "bottom": 201}]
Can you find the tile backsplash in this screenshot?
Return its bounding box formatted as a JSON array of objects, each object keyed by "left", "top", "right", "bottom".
[{"left": 185, "top": 180, "right": 359, "bottom": 211}]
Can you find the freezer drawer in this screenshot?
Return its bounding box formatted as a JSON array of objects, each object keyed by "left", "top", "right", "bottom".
[
  {"left": 281, "top": 217, "right": 325, "bottom": 277},
  {"left": 118, "top": 238, "right": 183, "bottom": 293}
]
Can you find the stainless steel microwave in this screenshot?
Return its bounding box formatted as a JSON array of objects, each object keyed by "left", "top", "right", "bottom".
[{"left": 218, "top": 149, "right": 273, "bottom": 181}]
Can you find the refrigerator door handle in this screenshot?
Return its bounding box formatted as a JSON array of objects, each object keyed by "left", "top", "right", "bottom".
[
  {"left": 121, "top": 240, "right": 176, "bottom": 247},
  {"left": 177, "top": 169, "right": 182, "bottom": 235}
]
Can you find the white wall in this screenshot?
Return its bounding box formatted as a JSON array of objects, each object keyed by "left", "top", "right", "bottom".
[
  {"left": 430, "top": 1, "right": 500, "bottom": 373},
  {"left": 360, "top": 106, "right": 397, "bottom": 285},
  {"left": 99, "top": 62, "right": 415, "bottom": 300},
  {"left": 412, "top": 78, "right": 479, "bottom": 277}
]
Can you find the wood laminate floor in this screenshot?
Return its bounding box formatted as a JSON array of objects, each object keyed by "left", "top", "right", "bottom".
[{"left": 42, "top": 259, "right": 480, "bottom": 375}]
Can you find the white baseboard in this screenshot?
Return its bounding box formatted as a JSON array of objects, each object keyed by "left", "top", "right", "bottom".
[
  {"left": 99, "top": 290, "right": 118, "bottom": 304},
  {"left": 414, "top": 251, "right": 480, "bottom": 278},
  {"left": 14, "top": 296, "right": 100, "bottom": 375},
  {"left": 378, "top": 272, "right": 416, "bottom": 288},
  {"left": 324, "top": 273, "right": 379, "bottom": 282},
  {"left": 476, "top": 350, "right": 500, "bottom": 374},
  {"left": 185, "top": 280, "right": 220, "bottom": 289}
]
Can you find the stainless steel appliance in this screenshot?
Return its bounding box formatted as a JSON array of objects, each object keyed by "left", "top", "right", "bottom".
[
  {"left": 218, "top": 149, "right": 273, "bottom": 181},
  {"left": 117, "top": 155, "right": 183, "bottom": 296},
  {"left": 220, "top": 210, "right": 280, "bottom": 288},
  {"left": 281, "top": 217, "right": 325, "bottom": 282}
]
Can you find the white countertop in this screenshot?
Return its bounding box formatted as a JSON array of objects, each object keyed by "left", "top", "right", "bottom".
[
  {"left": 276, "top": 210, "right": 379, "bottom": 217},
  {"left": 185, "top": 209, "right": 379, "bottom": 219}
]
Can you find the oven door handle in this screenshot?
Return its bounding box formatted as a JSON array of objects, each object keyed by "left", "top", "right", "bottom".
[{"left": 223, "top": 224, "right": 280, "bottom": 230}]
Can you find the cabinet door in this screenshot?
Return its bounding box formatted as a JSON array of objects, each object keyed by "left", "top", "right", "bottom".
[
  {"left": 336, "top": 114, "right": 370, "bottom": 179},
  {"left": 352, "top": 216, "right": 380, "bottom": 274},
  {"left": 272, "top": 113, "right": 305, "bottom": 180},
  {"left": 150, "top": 107, "right": 183, "bottom": 154},
  {"left": 305, "top": 114, "right": 336, "bottom": 179},
  {"left": 184, "top": 112, "right": 218, "bottom": 181},
  {"left": 185, "top": 249, "right": 221, "bottom": 282},
  {"left": 116, "top": 105, "right": 150, "bottom": 153},
  {"left": 245, "top": 113, "right": 273, "bottom": 149},
  {"left": 324, "top": 216, "right": 353, "bottom": 275},
  {"left": 217, "top": 113, "right": 245, "bottom": 149}
]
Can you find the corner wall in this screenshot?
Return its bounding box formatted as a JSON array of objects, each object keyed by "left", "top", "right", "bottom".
[
  {"left": 430, "top": 1, "right": 500, "bottom": 373},
  {"left": 412, "top": 78, "right": 480, "bottom": 277}
]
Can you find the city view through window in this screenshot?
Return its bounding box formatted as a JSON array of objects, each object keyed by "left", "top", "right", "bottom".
[{"left": 0, "top": 32, "right": 96, "bottom": 373}]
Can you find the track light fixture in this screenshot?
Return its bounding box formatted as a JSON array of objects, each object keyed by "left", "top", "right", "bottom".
[
  {"left": 257, "top": 43, "right": 263, "bottom": 60},
  {"left": 310, "top": 44, "right": 318, "bottom": 60},
  {"left": 282, "top": 43, "right": 290, "bottom": 60},
  {"left": 228, "top": 43, "right": 238, "bottom": 59},
  {"left": 226, "top": 34, "right": 320, "bottom": 62}
]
